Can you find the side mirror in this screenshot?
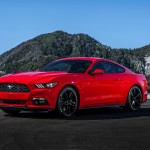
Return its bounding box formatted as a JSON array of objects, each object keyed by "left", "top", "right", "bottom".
[{"left": 92, "top": 69, "right": 104, "bottom": 75}]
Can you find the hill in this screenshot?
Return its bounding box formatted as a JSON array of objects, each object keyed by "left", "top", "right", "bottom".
[{"left": 0, "top": 31, "right": 150, "bottom": 77}]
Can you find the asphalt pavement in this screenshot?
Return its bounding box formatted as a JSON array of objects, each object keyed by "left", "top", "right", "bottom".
[{"left": 1, "top": 100, "right": 150, "bottom": 150}]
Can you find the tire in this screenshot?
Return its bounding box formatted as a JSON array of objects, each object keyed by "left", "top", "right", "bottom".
[
  {"left": 126, "top": 85, "right": 142, "bottom": 111},
  {"left": 57, "top": 86, "right": 79, "bottom": 117},
  {"left": 2, "top": 109, "right": 21, "bottom": 115}
]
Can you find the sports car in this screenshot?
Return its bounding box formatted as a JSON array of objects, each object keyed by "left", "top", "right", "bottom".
[{"left": 0, "top": 57, "right": 148, "bottom": 117}]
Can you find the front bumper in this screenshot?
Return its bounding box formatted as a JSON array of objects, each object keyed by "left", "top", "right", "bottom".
[{"left": 0, "top": 88, "right": 57, "bottom": 110}]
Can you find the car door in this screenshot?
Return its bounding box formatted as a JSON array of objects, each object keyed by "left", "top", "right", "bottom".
[{"left": 87, "top": 61, "right": 124, "bottom": 106}]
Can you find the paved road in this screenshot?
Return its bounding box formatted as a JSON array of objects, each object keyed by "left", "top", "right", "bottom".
[{"left": 0, "top": 101, "right": 150, "bottom": 150}]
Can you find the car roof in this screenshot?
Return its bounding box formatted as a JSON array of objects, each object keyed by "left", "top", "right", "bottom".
[
  {"left": 58, "top": 57, "right": 119, "bottom": 64},
  {"left": 58, "top": 57, "right": 103, "bottom": 62}
]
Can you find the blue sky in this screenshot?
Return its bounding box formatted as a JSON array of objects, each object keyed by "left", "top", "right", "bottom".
[{"left": 0, "top": 0, "right": 150, "bottom": 54}]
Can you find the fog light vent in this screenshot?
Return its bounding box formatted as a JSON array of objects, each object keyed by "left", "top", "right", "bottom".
[{"left": 33, "top": 98, "right": 48, "bottom": 105}]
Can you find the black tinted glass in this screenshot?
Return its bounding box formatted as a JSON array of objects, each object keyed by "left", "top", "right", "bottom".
[
  {"left": 40, "top": 60, "right": 92, "bottom": 73},
  {"left": 91, "top": 61, "right": 125, "bottom": 73},
  {"left": 114, "top": 64, "right": 125, "bottom": 73}
]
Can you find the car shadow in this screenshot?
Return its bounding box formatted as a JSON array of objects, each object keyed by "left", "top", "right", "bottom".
[
  {"left": 4, "top": 106, "right": 150, "bottom": 120},
  {"left": 74, "top": 107, "right": 150, "bottom": 120}
]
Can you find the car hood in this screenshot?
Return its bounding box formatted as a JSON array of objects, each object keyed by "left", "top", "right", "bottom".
[{"left": 0, "top": 71, "right": 68, "bottom": 84}]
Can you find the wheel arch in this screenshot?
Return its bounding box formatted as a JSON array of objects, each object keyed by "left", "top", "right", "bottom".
[
  {"left": 56, "top": 84, "right": 80, "bottom": 117},
  {"left": 130, "top": 84, "right": 143, "bottom": 96},
  {"left": 125, "top": 84, "right": 143, "bottom": 111},
  {"left": 65, "top": 84, "right": 80, "bottom": 107},
  {"left": 57, "top": 84, "right": 80, "bottom": 107},
  {"left": 125, "top": 84, "right": 143, "bottom": 105},
  {"left": 133, "top": 84, "right": 144, "bottom": 101}
]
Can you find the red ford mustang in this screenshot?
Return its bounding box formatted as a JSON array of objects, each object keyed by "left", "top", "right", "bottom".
[{"left": 0, "top": 57, "right": 148, "bottom": 117}]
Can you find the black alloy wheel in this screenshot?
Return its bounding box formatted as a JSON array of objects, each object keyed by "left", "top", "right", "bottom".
[
  {"left": 126, "top": 85, "right": 142, "bottom": 111},
  {"left": 57, "top": 86, "right": 79, "bottom": 117}
]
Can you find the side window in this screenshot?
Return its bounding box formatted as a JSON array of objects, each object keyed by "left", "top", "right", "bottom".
[
  {"left": 114, "top": 64, "right": 125, "bottom": 73},
  {"left": 90, "top": 61, "right": 125, "bottom": 74},
  {"left": 90, "top": 62, "right": 105, "bottom": 73},
  {"left": 90, "top": 61, "right": 115, "bottom": 73},
  {"left": 102, "top": 62, "right": 115, "bottom": 73}
]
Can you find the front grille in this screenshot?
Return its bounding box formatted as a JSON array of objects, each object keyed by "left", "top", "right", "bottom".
[
  {"left": 0, "top": 99, "right": 27, "bottom": 105},
  {"left": 0, "top": 83, "right": 30, "bottom": 93}
]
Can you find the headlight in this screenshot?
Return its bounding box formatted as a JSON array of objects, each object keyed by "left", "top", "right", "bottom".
[{"left": 35, "top": 82, "right": 58, "bottom": 88}]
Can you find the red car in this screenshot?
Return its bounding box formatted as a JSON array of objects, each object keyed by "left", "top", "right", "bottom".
[{"left": 0, "top": 57, "right": 148, "bottom": 117}]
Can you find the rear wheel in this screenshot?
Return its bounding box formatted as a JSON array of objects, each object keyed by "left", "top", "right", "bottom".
[
  {"left": 57, "top": 86, "right": 79, "bottom": 117},
  {"left": 2, "top": 109, "right": 21, "bottom": 115},
  {"left": 126, "top": 85, "right": 142, "bottom": 111}
]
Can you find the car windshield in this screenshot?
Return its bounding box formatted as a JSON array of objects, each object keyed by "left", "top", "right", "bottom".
[{"left": 40, "top": 59, "right": 92, "bottom": 73}]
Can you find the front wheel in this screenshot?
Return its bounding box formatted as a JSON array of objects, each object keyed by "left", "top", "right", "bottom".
[
  {"left": 126, "top": 85, "right": 142, "bottom": 111},
  {"left": 57, "top": 86, "right": 79, "bottom": 117}
]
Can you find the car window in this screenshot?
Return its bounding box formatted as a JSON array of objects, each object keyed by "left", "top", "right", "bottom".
[
  {"left": 114, "top": 64, "right": 125, "bottom": 73},
  {"left": 40, "top": 60, "right": 92, "bottom": 73},
  {"left": 90, "top": 61, "right": 125, "bottom": 74},
  {"left": 90, "top": 62, "right": 105, "bottom": 73},
  {"left": 102, "top": 62, "right": 115, "bottom": 73}
]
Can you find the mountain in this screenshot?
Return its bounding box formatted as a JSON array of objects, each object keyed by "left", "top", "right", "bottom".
[
  {"left": 0, "top": 31, "right": 111, "bottom": 73},
  {"left": 0, "top": 31, "right": 150, "bottom": 79}
]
